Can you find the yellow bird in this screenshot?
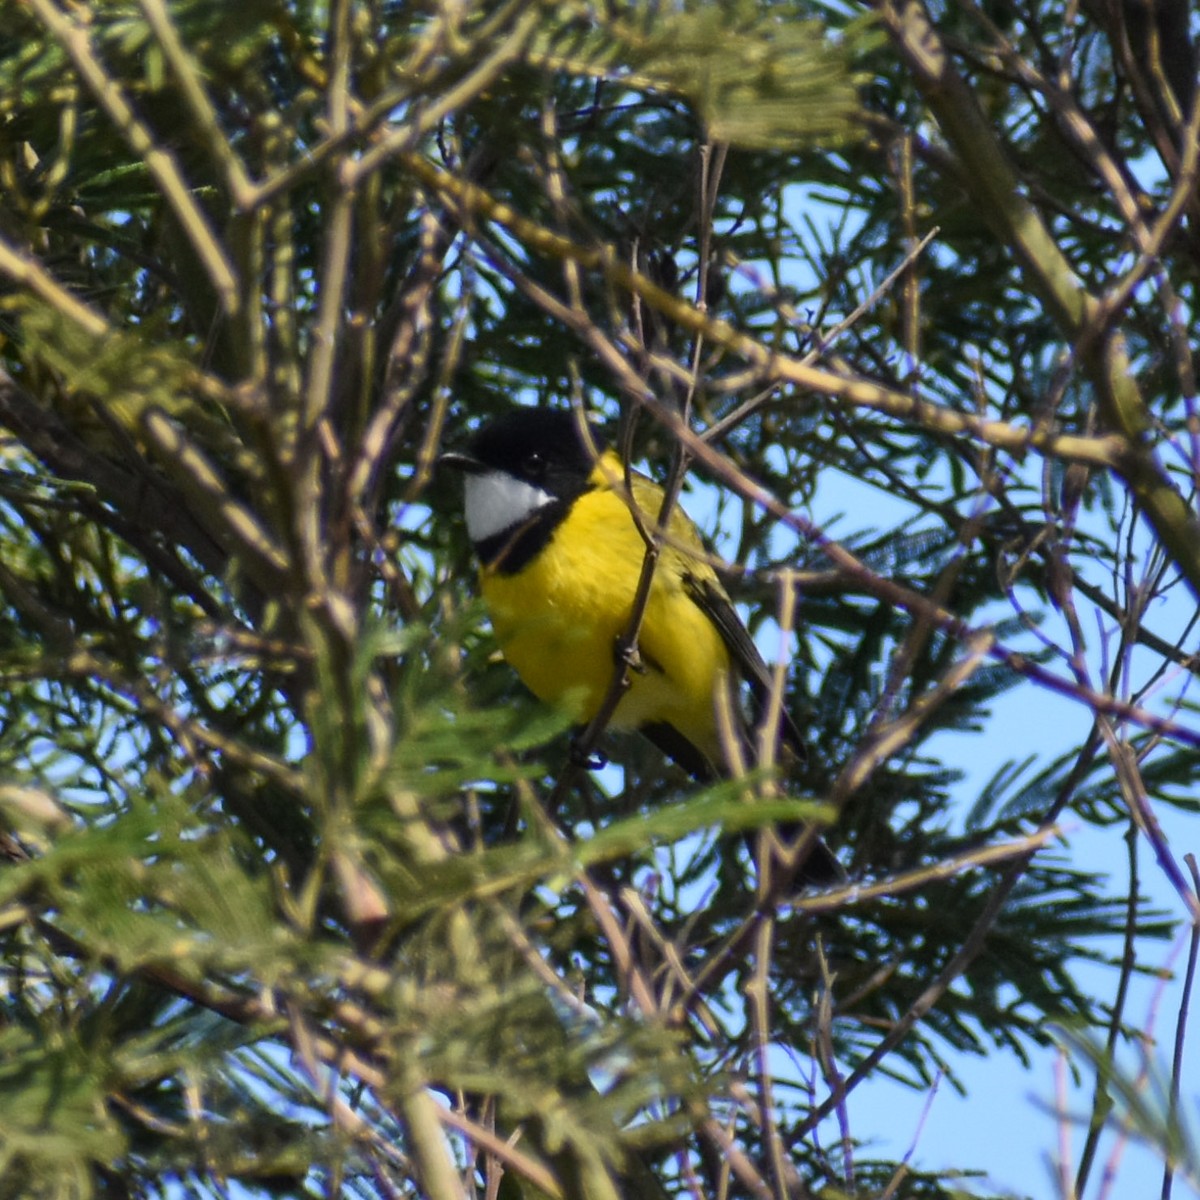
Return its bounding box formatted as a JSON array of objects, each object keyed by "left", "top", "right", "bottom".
[{"left": 442, "top": 407, "right": 838, "bottom": 879}]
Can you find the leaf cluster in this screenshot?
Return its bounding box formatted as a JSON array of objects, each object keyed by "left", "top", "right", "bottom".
[{"left": 0, "top": 2, "right": 1197, "bottom": 1199}]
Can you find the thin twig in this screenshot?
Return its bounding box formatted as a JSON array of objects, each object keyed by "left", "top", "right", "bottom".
[{"left": 1161, "top": 854, "right": 1200, "bottom": 1200}]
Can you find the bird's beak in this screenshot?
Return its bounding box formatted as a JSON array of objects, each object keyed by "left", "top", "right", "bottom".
[{"left": 438, "top": 450, "right": 483, "bottom": 475}]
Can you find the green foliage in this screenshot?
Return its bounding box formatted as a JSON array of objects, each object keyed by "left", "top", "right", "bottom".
[
  {"left": 0, "top": 0, "right": 1197, "bottom": 1198},
  {"left": 537, "top": 1, "right": 869, "bottom": 149}
]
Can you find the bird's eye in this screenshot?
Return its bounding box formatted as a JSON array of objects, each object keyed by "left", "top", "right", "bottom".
[{"left": 522, "top": 451, "right": 545, "bottom": 477}]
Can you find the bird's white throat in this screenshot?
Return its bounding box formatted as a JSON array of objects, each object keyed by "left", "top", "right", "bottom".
[{"left": 463, "top": 469, "right": 554, "bottom": 545}]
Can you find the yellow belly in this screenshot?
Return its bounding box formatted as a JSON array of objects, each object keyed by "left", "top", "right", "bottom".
[{"left": 479, "top": 481, "right": 730, "bottom": 764}]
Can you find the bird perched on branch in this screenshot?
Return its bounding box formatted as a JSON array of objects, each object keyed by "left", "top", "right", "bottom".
[{"left": 442, "top": 406, "right": 839, "bottom": 883}]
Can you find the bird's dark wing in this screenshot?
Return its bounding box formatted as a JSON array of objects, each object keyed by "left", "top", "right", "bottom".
[
  {"left": 684, "top": 572, "right": 842, "bottom": 885},
  {"left": 640, "top": 720, "right": 718, "bottom": 783},
  {"left": 682, "top": 572, "right": 807, "bottom": 763}
]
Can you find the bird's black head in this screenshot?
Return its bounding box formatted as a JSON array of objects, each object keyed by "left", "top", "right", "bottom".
[
  {"left": 450, "top": 408, "right": 604, "bottom": 496},
  {"left": 441, "top": 408, "right": 608, "bottom": 567}
]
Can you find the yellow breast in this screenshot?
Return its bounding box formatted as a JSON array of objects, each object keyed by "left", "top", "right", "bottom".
[{"left": 479, "top": 460, "right": 730, "bottom": 764}]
